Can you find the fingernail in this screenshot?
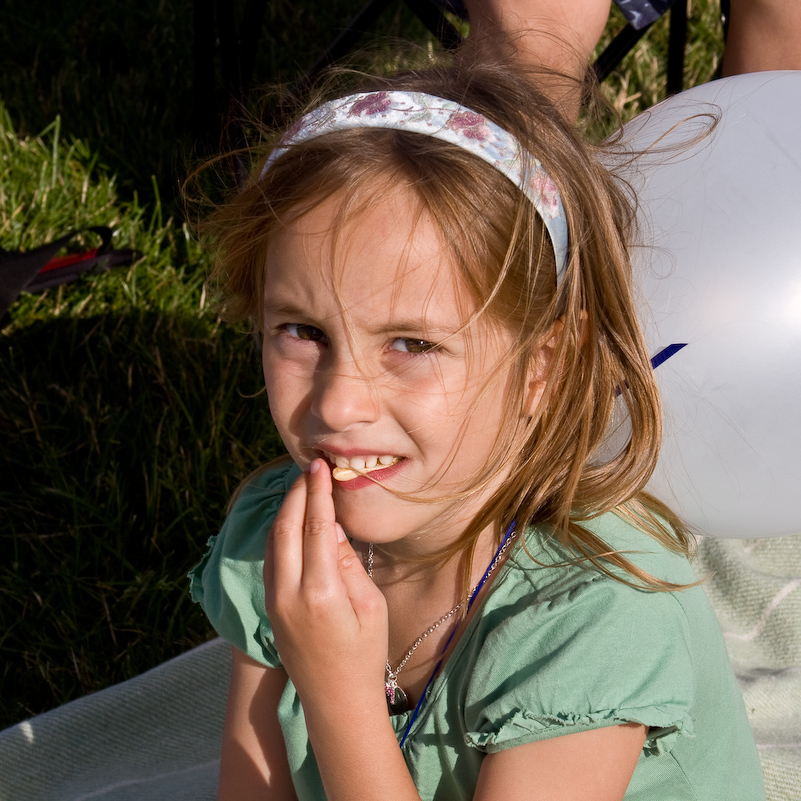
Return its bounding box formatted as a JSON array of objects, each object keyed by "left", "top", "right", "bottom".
[
  {"left": 309, "top": 459, "right": 321, "bottom": 474},
  {"left": 335, "top": 523, "right": 346, "bottom": 543}
]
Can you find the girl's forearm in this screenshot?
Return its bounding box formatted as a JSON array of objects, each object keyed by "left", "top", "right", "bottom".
[{"left": 303, "top": 694, "right": 422, "bottom": 801}]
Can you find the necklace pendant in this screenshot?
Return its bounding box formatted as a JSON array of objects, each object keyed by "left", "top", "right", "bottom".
[{"left": 385, "top": 678, "right": 409, "bottom": 715}]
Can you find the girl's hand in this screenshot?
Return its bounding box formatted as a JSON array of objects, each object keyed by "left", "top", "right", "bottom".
[
  {"left": 264, "top": 461, "right": 420, "bottom": 801},
  {"left": 263, "top": 459, "right": 389, "bottom": 716}
]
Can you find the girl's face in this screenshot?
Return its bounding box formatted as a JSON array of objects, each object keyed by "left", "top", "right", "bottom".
[{"left": 261, "top": 186, "right": 525, "bottom": 553}]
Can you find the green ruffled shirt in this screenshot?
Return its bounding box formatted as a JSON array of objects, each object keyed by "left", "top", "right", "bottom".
[{"left": 190, "top": 462, "right": 765, "bottom": 800}]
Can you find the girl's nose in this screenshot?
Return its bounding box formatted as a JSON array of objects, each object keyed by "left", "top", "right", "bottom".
[{"left": 310, "top": 361, "right": 380, "bottom": 432}]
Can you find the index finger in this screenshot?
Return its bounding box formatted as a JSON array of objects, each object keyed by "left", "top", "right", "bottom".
[
  {"left": 264, "top": 468, "right": 310, "bottom": 601},
  {"left": 300, "top": 459, "right": 340, "bottom": 591}
]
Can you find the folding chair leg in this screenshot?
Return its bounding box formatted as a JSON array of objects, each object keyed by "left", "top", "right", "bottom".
[{"left": 667, "top": 0, "right": 688, "bottom": 94}]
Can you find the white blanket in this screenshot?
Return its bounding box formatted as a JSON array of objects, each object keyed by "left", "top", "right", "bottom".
[{"left": 0, "top": 639, "right": 228, "bottom": 801}]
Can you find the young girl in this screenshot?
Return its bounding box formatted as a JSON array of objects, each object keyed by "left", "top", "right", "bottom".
[{"left": 190, "top": 59, "right": 765, "bottom": 800}]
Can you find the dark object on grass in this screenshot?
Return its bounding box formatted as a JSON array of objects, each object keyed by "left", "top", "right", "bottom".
[{"left": 0, "top": 227, "right": 141, "bottom": 326}]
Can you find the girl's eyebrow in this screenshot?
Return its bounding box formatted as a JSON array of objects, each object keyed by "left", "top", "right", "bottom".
[
  {"left": 262, "top": 300, "right": 310, "bottom": 318},
  {"left": 366, "top": 319, "right": 462, "bottom": 337},
  {"left": 263, "top": 300, "right": 461, "bottom": 338}
]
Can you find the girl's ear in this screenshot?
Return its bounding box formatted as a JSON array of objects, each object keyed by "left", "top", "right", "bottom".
[
  {"left": 523, "top": 320, "right": 562, "bottom": 417},
  {"left": 523, "top": 312, "right": 587, "bottom": 417}
]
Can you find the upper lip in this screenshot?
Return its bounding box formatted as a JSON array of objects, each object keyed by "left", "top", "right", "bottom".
[{"left": 314, "top": 445, "right": 402, "bottom": 459}]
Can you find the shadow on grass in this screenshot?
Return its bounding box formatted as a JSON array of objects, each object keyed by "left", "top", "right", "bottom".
[{"left": 0, "top": 310, "right": 284, "bottom": 728}]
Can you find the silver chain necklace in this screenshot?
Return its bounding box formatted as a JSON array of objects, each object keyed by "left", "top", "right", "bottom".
[{"left": 366, "top": 533, "right": 516, "bottom": 714}]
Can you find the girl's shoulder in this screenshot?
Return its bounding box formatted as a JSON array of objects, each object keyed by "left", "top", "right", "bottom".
[
  {"left": 187, "top": 458, "right": 301, "bottom": 667},
  {"left": 466, "top": 514, "right": 759, "bottom": 785},
  {"left": 227, "top": 457, "right": 302, "bottom": 522},
  {"left": 464, "top": 514, "right": 708, "bottom": 757},
  {"left": 196, "top": 458, "right": 300, "bottom": 564},
  {"left": 505, "top": 510, "right": 700, "bottom": 603}
]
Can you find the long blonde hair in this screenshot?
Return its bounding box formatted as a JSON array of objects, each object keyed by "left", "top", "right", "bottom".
[{"left": 201, "top": 58, "right": 694, "bottom": 592}]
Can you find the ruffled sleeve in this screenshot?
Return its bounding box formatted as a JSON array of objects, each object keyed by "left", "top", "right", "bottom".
[
  {"left": 188, "top": 460, "right": 302, "bottom": 667},
  {"left": 462, "top": 533, "right": 698, "bottom": 759}
]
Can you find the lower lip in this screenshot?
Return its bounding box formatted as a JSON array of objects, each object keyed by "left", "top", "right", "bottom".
[{"left": 329, "top": 460, "right": 404, "bottom": 491}]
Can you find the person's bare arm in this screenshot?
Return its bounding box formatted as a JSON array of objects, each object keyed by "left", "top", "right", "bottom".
[
  {"left": 217, "top": 648, "right": 297, "bottom": 801},
  {"left": 722, "top": 0, "right": 801, "bottom": 75},
  {"left": 461, "top": 0, "right": 612, "bottom": 118},
  {"left": 474, "top": 722, "right": 648, "bottom": 801}
]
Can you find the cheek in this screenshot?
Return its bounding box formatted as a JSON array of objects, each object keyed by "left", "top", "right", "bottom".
[
  {"left": 262, "top": 353, "right": 307, "bottom": 442},
  {"left": 391, "top": 373, "right": 462, "bottom": 432},
  {"left": 399, "top": 380, "right": 500, "bottom": 456},
  {"left": 262, "top": 339, "right": 318, "bottom": 398},
  {"left": 261, "top": 346, "right": 271, "bottom": 387},
  {"left": 453, "top": 375, "right": 514, "bottom": 452}
]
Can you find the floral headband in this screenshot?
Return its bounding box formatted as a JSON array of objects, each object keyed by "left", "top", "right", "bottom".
[{"left": 265, "top": 90, "right": 569, "bottom": 283}]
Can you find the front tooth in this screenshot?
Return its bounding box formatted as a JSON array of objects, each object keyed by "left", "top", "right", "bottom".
[
  {"left": 351, "top": 457, "right": 366, "bottom": 471},
  {"left": 335, "top": 456, "right": 349, "bottom": 469},
  {"left": 365, "top": 456, "right": 378, "bottom": 469}
]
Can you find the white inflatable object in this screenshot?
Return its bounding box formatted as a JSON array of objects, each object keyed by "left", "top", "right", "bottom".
[{"left": 616, "top": 72, "right": 801, "bottom": 538}]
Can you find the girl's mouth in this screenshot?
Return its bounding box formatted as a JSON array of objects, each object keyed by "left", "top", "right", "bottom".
[{"left": 321, "top": 452, "right": 402, "bottom": 482}]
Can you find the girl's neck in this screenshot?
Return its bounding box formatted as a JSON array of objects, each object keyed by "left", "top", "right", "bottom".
[
  {"left": 361, "top": 519, "right": 518, "bottom": 711},
  {"left": 356, "top": 517, "right": 501, "bottom": 592}
]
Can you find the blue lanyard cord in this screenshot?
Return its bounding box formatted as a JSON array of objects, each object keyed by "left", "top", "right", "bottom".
[{"left": 398, "top": 521, "right": 518, "bottom": 748}]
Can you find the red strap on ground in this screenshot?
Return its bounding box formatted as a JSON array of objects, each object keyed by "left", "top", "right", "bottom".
[{"left": 40, "top": 249, "right": 100, "bottom": 273}]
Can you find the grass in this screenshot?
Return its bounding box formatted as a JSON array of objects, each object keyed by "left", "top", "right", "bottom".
[
  {"left": 0, "top": 0, "right": 724, "bottom": 729},
  {"left": 0, "top": 95, "right": 286, "bottom": 725},
  {"left": 597, "top": 0, "right": 724, "bottom": 123}
]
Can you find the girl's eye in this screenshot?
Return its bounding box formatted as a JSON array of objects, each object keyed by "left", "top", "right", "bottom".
[
  {"left": 283, "top": 323, "right": 327, "bottom": 343},
  {"left": 391, "top": 338, "right": 437, "bottom": 354}
]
